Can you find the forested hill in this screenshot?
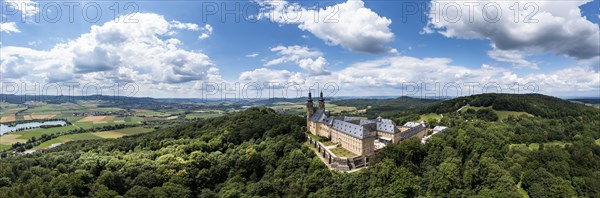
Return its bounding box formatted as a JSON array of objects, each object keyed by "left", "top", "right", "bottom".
[
  {"left": 0, "top": 108, "right": 314, "bottom": 197},
  {"left": 332, "top": 96, "right": 440, "bottom": 117},
  {"left": 425, "top": 93, "right": 600, "bottom": 118},
  {"left": 1, "top": 105, "right": 599, "bottom": 197}
]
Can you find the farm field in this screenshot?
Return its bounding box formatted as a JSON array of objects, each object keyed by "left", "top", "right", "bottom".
[
  {"left": 185, "top": 111, "right": 225, "bottom": 119},
  {"left": 0, "top": 101, "right": 148, "bottom": 151},
  {"left": 36, "top": 127, "right": 154, "bottom": 148},
  {"left": 325, "top": 102, "right": 357, "bottom": 114},
  {"left": 77, "top": 116, "right": 115, "bottom": 122},
  {"left": 269, "top": 102, "right": 359, "bottom": 116},
  {"left": 0, "top": 134, "right": 23, "bottom": 146},
  {"left": 0, "top": 125, "right": 79, "bottom": 146},
  {"left": 133, "top": 109, "right": 186, "bottom": 117},
  {"left": 0, "top": 103, "right": 27, "bottom": 119},
  {"left": 0, "top": 114, "right": 16, "bottom": 123},
  {"left": 71, "top": 116, "right": 145, "bottom": 130}
]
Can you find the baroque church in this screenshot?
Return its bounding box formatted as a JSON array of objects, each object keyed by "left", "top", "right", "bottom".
[{"left": 306, "top": 92, "right": 429, "bottom": 170}]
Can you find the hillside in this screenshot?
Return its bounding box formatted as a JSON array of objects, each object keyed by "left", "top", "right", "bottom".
[
  {"left": 425, "top": 94, "right": 600, "bottom": 118},
  {"left": 332, "top": 96, "right": 440, "bottom": 118},
  {"left": 1, "top": 102, "right": 599, "bottom": 197}
]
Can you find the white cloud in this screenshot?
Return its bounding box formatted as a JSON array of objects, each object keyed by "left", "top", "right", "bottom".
[
  {"left": 424, "top": 0, "right": 600, "bottom": 60},
  {"left": 169, "top": 21, "right": 212, "bottom": 40},
  {"left": 264, "top": 45, "right": 330, "bottom": 75},
  {"left": 0, "top": 13, "right": 221, "bottom": 87},
  {"left": 170, "top": 20, "right": 200, "bottom": 31},
  {"left": 0, "top": 22, "right": 21, "bottom": 34},
  {"left": 258, "top": 0, "right": 395, "bottom": 54},
  {"left": 198, "top": 24, "right": 213, "bottom": 40},
  {"left": 297, "top": 56, "right": 329, "bottom": 76},
  {"left": 239, "top": 68, "right": 305, "bottom": 85},
  {"left": 265, "top": 45, "right": 322, "bottom": 66},
  {"left": 335, "top": 56, "right": 599, "bottom": 95},
  {"left": 487, "top": 49, "right": 538, "bottom": 69},
  {"left": 246, "top": 53, "right": 259, "bottom": 58},
  {"left": 241, "top": 55, "right": 599, "bottom": 96}
]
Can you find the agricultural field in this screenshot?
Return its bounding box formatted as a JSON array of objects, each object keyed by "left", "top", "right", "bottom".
[
  {"left": 0, "top": 125, "right": 79, "bottom": 147},
  {"left": 36, "top": 127, "right": 154, "bottom": 148},
  {"left": 23, "top": 112, "right": 60, "bottom": 120},
  {"left": 0, "top": 100, "right": 150, "bottom": 152},
  {"left": 0, "top": 134, "right": 22, "bottom": 147},
  {"left": 459, "top": 106, "right": 533, "bottom": 120},
  {"left": 77, "top": 116, "right": 115, "bottom": 123},
  {"left": 185, "top": 112, "right": 224, "bottom": 119},
  {"left": 268, "top": 102, "right": 306, "bottom": 115},
  {"left": 0, "top": 114, "right": 16, "bottom": 123},
  {"left": 13, "top": 125, "right": 79, "bottom": 142},
  {"left": 0, "top": 102, "right": 27, "bottom": 123},
  {"left": 269, "top": 102, "right": 359, "bottom": 116},
  {"left": 325, "top": 102, "right": 358, "bottom": 114},
  {"left": 72, "top": 116, "right": 145, "bottom": 130},
  {"left": 132, "top": 109, "right": 186, "bottom": 117}
]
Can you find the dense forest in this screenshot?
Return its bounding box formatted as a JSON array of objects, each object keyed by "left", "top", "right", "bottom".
[
  {"left": 0, "top": 94, "right": 599, "bottom": 197},
  {"left": 425, "top": 93, "right": 598, "bottom": 118}
]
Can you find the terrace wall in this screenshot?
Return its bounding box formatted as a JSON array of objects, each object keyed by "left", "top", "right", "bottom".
[{"left": 307, "top": 135, "right": 373, "bottom": 171}]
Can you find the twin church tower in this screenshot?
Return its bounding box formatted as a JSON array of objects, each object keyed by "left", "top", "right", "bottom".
[{"left": 306, "top": 91, "right": 325, "bottom": 121}]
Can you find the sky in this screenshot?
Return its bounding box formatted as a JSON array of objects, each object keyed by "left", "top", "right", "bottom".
[{"left": 0, "top": 0, "right": 599, "bottom": 99}]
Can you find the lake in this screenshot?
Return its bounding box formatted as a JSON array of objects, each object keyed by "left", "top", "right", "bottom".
[{"left": 0, "top": 121, "right": 68, "bottom": 135}]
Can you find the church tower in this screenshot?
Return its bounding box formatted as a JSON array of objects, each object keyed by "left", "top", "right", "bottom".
[
  {"left": 318, "top": 92, "right": 325, "bottom": 110},
  {"left": 307, "top": 92, "right": 315, "bottom": 121}
]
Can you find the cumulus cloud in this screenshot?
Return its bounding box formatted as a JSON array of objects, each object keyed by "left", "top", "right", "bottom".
[
  {"left": 170, "top": 20, "right": 200, "bottom": 31},
  {"left": 0, "top": 22, "right": 21, "bottom": 34},
  {"left": 264, "top": 45, "right": 330, "bottom": 75},
  {"left": 239, "top": 55, "right": 599, "bottom": 96},
  {"left": 198, "top": 24, "right": 213, "bottom": 40},
  {"left": 239, "top": 68, "right": 305, "bottom": 85},
  {"left": 0, "top": 13, "right": 221, "bottom": 87},
  {"left": 258, "top": 0, "right": 395, "bottom": 54},
  {"left": 335, "top": 56, "right": 599, "bottom": 95},
  {"left": 424, "top": 0, "right": 600, "bottom": 60},
  {"left": 487, "top": 49, "right": 538, "bottom": 69},
  {"left": 169, "top": 21, "right": 212, "bottom": 40}
]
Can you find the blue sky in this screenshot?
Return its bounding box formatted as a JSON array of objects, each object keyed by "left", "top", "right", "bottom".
[{"left": 1, "top": 0, "right": 599, "bottom": 98}]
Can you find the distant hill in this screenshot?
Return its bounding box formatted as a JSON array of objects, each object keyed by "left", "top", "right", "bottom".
[
  {"left": 256, "top": 97, "right": 308, "bottom": 104},
  {"left": 425, "top": 93, "right": 600, "bottom": 118},
  {"left": 0, "top": 94, "right": 155, "bottom": 104},
  {"left": 331, "top": 96, "right": 441, "bottom": 117},
  {"left": 569, "top": 98, "right": 600, "bottom": 105}
]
